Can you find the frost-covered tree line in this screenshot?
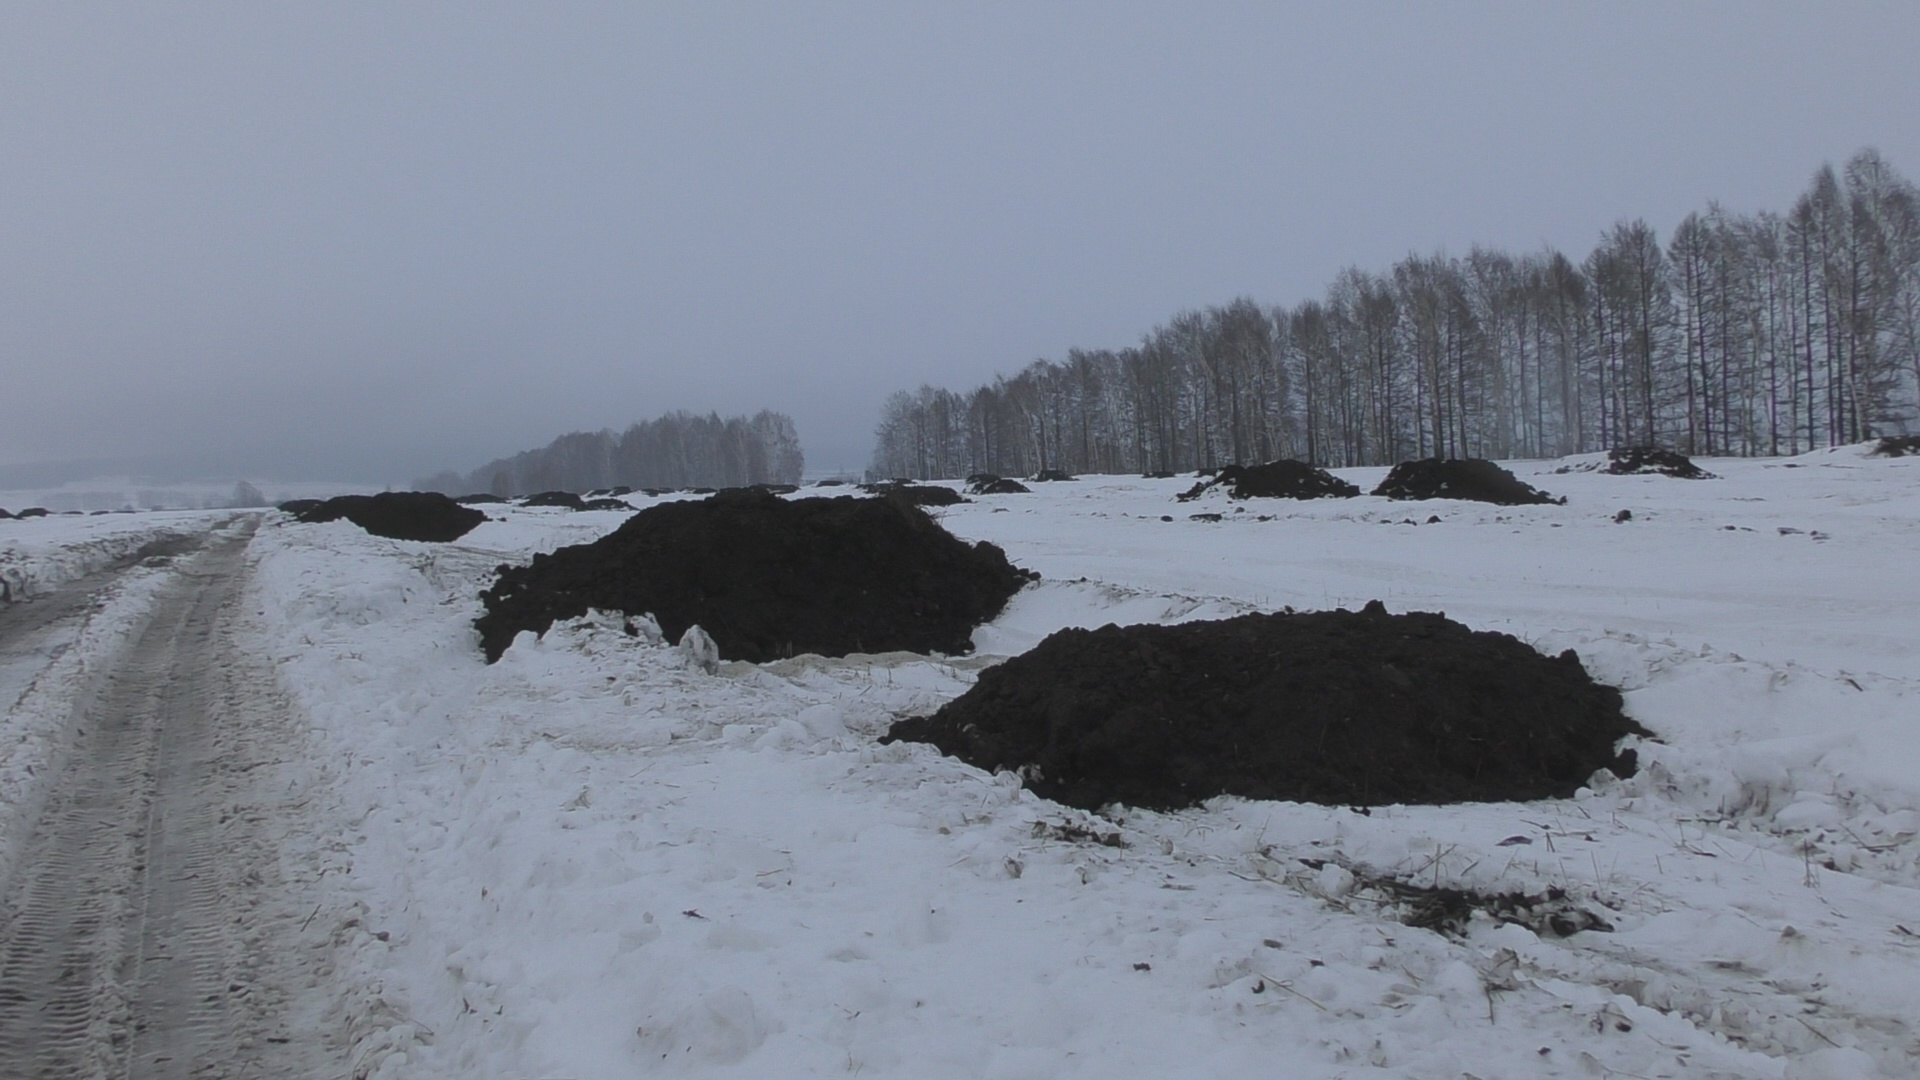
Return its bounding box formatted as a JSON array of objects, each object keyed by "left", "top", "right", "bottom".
[
  {"left": 872, "top": 150, "right": 1920, "bottom": 479},
  {"left": 420, "top": 410, "right": 804, "bottom": 496}
]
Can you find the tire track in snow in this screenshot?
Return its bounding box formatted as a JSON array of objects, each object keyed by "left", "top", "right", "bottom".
[{"left": 0, "top": 522, "right": 341, "bottom": 1077}]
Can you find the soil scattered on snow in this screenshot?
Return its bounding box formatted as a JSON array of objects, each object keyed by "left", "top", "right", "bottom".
[
  {"left": 296, "top": 492, "right": 487, "bottom": 542},
  {"left": 1869, "top": 435, "right": 1920, "bottom": 457},
  {"left": 1177, "top": 460, "right": 1360, "bottom": 502},
  {"left": 475, "top": 488, "right": 1034, "bottom": 663},
  {"left": 885, "top": 602, "right": 1642, "bottom": 811},
  {"left": 1372, "top": 458, "right": 1564, "bottom": 505}
]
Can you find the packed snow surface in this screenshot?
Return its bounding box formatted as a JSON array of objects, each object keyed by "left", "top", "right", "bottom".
[{"left": 21, "top": 450, "right": 1918, "bottom": 1078}]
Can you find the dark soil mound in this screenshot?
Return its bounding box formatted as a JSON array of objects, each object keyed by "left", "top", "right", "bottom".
[
  {"left": 1177, "top": 460, "right": 1359, "bottom": 502},
  {"left": 884, "top": 603, "right": 1643, "bottom": 811},
  {"left": 1031, "top": 469, "right": 1076, "bottom": 482},
  {"left": 1372, "top": 459, "right": 1563, "bottom": 505},
  {"left": 586, "top": 486, "right": 633, "bottom": 497},
  {"left": 969, "top": 477, "right": 1031, "bottom": 495},
  {"left": 521, "top": 490, "right": 588, "bottom": 510},
  {"left": 1143, "top": 470, "right": 1176, "bottom": 479},
  {"left": 581, "top": 497, "right": 633, "bottom": 511},
  {"left": 276, "top": 499, "right": 324, "bottom": 516},
  {"left": 861, "top": 482, "right": 967, "bottom": 507},
  {"left": 814, "top": 479, "right": 847, "bottom": 487},
  {"left": 474, "top": 489, "right": 1035, "bottom": 663},
  {"left": 17, "top": 508, "right": 49, "bottom": 519},
  {"left": 1869, "top": 435, "right": 1920, "bottom": 457},
  {"left": 297, "top": 492, "right": 487, "bottom": 542},
  {"left": 455, "top": 493, "right": 508, "bottom": 504},
  {"left": 0, "top": 508, "right": 12, "bottom": 519},
  {"left": 1603, "top": 447, "right": 1715, "bottom": 478}
]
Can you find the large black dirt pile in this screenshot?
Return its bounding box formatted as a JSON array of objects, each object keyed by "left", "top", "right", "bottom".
[
  {"left": 474, "top": 489, "right": 1034, "bottom": 663},
  {"left": 1177, "top": 460, "right": 1359, "bottom": 502},
  {"left": 1869, "top": 435, "right": 1920, "bottom": 457},
  {"left": 1604, "top": 447, "right": 1715, "bottom": 478},
  {"left": 1371, "top": 458, "right": 1564, "bottom": 505},
  {"left": 297, "top": 492, "right": 486, "bottom": 542},
  {"left": 884, "top": 603, "right": 1644, "bottom": 811}
]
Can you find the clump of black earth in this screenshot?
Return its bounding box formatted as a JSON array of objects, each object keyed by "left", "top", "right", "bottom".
[
  {"left": 968, "top": 477, "right": 1031, "bottom": 495},
  {"left": 520, "top": 490, "right": 588, "bottom": 510},
  {"left": 884, "top": 603, "right": 1645, "bottom": 811},
  {"left": 474, "top": 488, "right": 1035, "bottom": 664},
  {"left": 1371, "top": 458, "right": 1565, "bottom": 505},
  {"left": 455, "top": 493, "right": 508, "bottom": 505},
  {"left": 859, "top": 482, "right": 968, "bottom": 507},
  {"left": 296, "top": 492, "right": 487, "bottom": 543},
  {"left": 1177, "top": 460, "right": 1360, "bottom": 502},
  {"left": 1869, "top": 435, "right": 1920, "bottom": 457},
  {"left": 1603, "top": 447, "right": 1715, "bottom": 479}
]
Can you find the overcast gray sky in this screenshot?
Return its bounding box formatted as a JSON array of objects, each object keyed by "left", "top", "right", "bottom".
[{"left": 5, "top": 3, "right": 1918, "bottom": 483}]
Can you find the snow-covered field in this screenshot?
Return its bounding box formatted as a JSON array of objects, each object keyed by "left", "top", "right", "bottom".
[{"left": 14, "top": 450, "right": 1918, "bottom": 1077}]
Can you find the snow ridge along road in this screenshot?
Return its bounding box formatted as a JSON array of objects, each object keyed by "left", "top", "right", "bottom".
[{"left": 0, "top": 520, "right": 339, "bottom": 1078}]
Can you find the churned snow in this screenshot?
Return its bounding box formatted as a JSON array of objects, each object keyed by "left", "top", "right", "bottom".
[{"left": 13, "top": 449, "right": 1920, "bottom": 1078}]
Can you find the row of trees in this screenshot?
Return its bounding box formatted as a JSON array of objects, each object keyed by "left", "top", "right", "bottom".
[
  {"left": 872, "top": 150, "right": 1920, "bottom": 479},
  {"left": 420, "top": 410, "right": 804, "bottom": 496}
]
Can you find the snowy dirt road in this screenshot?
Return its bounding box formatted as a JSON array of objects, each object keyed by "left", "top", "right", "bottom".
[{"left": 0, "top": 523, "right": 341, "bottom": 1078}]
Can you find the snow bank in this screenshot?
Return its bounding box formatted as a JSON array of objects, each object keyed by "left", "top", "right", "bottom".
[{"left": 0, "top": 509, "right": 229, "bottom": 602}]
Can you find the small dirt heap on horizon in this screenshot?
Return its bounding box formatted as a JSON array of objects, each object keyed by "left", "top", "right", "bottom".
[
  {"left": 859, "top": 481, "right": 968, "bottom": 507},
  {"left": 1372, "top": 458, "right": 1564, "bottom": 505},
  {"left": 1869, "top": 435, "right": 1920, "bottom": 457},
  {"left": 886, "top": 603, "right": 1643, "bottom": 811},
  {"left": 295, "top": 492, "right": 487, "bottom": 543},
  {"left": 1555, "top": 447, "right": 1715, "bottom": 479},
  {"left": 1177, "top": 460, "right": 1360, "bottom": 502},
  {"left": 474, "top": 488, "right": 1033, "bottom": 663},
  {"left": 967, "top": 475, "right": 1032, "bottom": 495},
  {"left": 1603, "top": 446, "right": 1715, "bottom": 478}
]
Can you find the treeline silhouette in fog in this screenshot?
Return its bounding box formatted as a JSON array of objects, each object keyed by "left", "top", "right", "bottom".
[
  {"left": 873, "top": 149, "right": 1920, "bottom": 479},
  {"left": 420, "top": 410, "right": 803, "bottom": 496}
]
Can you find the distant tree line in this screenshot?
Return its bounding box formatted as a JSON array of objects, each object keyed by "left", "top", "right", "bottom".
[
  {"left": 420, "top": 410, "right": 804, "bottom": 496},
  {"left": 871, "top": 149, "right": 1920, "bottom": 479}
]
